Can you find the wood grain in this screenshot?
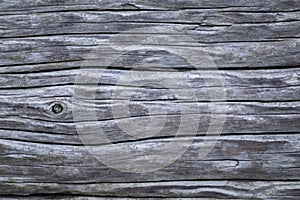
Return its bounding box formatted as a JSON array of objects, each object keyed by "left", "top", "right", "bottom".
[
  {"left": 0, "top": 0, "right": 299, "bottom": 198},
  {"left": 1, "top": 181, "right": 300, "bottom": 199}
]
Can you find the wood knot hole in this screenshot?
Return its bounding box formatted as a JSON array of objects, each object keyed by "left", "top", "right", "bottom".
[{"left": 52, "top": 103, "right": 64, "bottom": 114}]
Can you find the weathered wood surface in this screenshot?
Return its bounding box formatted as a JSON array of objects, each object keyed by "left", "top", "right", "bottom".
[{"left": 0, "top": 0, "right": 299, "bottom": 199}]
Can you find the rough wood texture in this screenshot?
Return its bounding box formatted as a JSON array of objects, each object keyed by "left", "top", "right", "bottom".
[{"left": 0, "top": 0, "right": 299, "bottom": 199}]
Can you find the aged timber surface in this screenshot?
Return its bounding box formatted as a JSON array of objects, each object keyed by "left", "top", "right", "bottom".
[{"left": 0, "top": 0, "right": 299, "bottom": 199}]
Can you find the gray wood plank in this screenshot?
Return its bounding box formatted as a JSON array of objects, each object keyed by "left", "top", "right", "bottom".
[
  {"left": 0, "top": 97, "right": 300, "bottom": 137},
  {"left": 0, "top": 134, "right": 299, "bottom": 183},
  {"left": 0, "top": 10, "right": 299, "bottom": 40},
  {"left": 1, "top": 37, "right": 299, "bottom": 70},
  {"left": 1, "top": 0, "right": 299, "bottom": 13},
  {"left": 1, "top": 181, "right": 300, "bottom": 199}
]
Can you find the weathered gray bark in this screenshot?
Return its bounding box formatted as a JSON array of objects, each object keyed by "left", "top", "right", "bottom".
[{"left": 0, "top": 0, "right": 299, "bottom": 199}]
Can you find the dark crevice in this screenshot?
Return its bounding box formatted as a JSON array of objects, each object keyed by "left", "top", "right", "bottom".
[
  {"left": 216, "top": 65, "right": 300, "bottom": 70},
  {"left": 221, "top": 9, "right": 300, "bottom": 13},
  {"left": 0, "top": 6, "right": 267, "bottom": 16},
  {"left": 0, "top": 127, "right": 74, "bottom": 136},
  {"left": 0, "top": 67, "right": 80, "bottom": 75},
  {"left": 0, "top": 137, "right": 82, "bottom": 146},
  {"left": 0, "top": 60, "right": 82, "bottom": 68},
  {"left": 0, "top": 83, "right": 75, "bottom": 90},
  {"left": 1, "top": 64, "right": 300, "bottom": 75},
  {"left": 2, "top": 178, "right": 300, "bottom": 185},
  {"left": 1, "top": 81, "right": 300, "bottom": 90},
  {"left": 0, "top": 194, "right": 152, "bottom": 198},
  {"left": 1, "top": 31, "right": 299, "bottom": 43},
  {"left": 0, "top": 132, "right": 299, "bottom": 147},
  {"left": 233, "top": 19, "right": 300, "bottom": 25}
]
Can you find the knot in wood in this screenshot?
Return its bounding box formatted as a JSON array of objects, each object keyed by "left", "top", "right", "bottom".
[{"left": 52, "top": 103, "right": 64, "bottom": 114}]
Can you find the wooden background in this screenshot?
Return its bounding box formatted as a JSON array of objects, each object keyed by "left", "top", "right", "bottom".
[{"left": 0, "top": 0, "right": 299, "bottom": 199}]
